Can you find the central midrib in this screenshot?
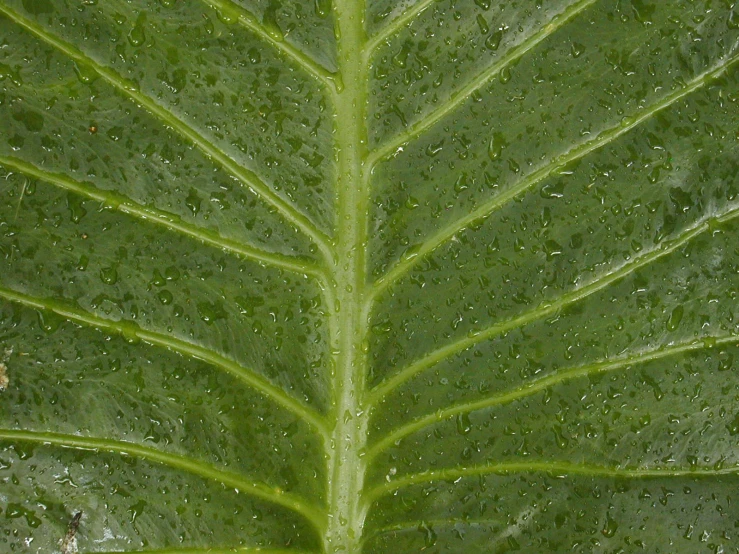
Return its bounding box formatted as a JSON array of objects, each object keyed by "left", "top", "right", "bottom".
[{"left": 324, "top": 1, "right": 371, "bottom": 553}]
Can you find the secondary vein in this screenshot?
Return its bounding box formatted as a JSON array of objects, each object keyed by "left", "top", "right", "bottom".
[
  {"left": 367, "top": 205, "right": 739, "bottom": 403},
  {"left": 367, "top": 460, "right": 739, "bottom": 503},
  {"left": 366, "top": 0, "right": 599, "bottom": 166},
  {"left": 366, "top": 334, "right": 739, "bottom": 460},
  {"left": 0, "top": 428, "right": 326, "bottom": 532},
  {"left": 365, "top": 0, "right": 438, "bottom": 54},
  {"left": 199, "top": 0, "right": 338, "bottom": 88},
  {"left": 0, "top": 3, "right": 333, "bottom": 262},
  {"left": 366, "top": 51, "right": 739, "bottom": 306},
  {"left": 0, "top": 286, "right": 330, "bottom": 439},
  {"left": 0, "top": 155, "right": 324, "bottom": 279}
]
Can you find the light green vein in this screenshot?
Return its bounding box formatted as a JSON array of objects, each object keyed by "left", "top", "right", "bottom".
[
  {"left": 0, "top": 286, "right": 329, "bottom": 438},
  {"left": 366, "top": 460, "right": 739, "bottom": 503},
  {"left": 0, "top": 3, "right": 333, "bottom": 261},
  {"left": 366, "top": 334, "right": 739, "bottom": 460},
  {"left": 365, "top": 0, "right": 438, "bottom": 54},
  {"left": 0, "top": 429, "right": 326, "bottom": 532},
  {"left": 95, "top": 546, "right": 319, "bottom": 554},
  {"left": 0, "top": 156, "right": 323, "bottom": 279},
  {"left": 367, "top": 206, "right": 739, "bottom": 404},
  {"left": 200, "top": 0, "right": 337, "bottom": 87},
  {"left": 366, "top": 52, "right": 739, "bottom": 305},
  {"left": 366, "top": 0, "right": 598, "bottom": 166}
]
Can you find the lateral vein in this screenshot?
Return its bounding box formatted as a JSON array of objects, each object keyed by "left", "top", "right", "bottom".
[
  {"left": 367, "top": 51, "right": 739, "bottom": 305},
  {"left": 366, "top": 0, "right": 438, "bottom": 54},
  {"left": 366, "top": 334, "right": 739, "bottom": 460},
  {"left": 367, "top": 460, "right": 739, "bottom": 502},
  {"left": 199, "top": 0, "right": 338, "bottom": 87},
  {"left": 0, "top": 286, "right": 330, "bottom": 438},
  {"left": 0, "top": 429, "right": 326, "bottom": 531},
  {"left": 0, "top": 3, "right": 333, "bottom": 261},
  {"left": 367, "top": 0, "right": 599, "bottom": 166},
  {"left": 367, "top": 206, "right": 739, "bottom": 403},
  {"left": 0, "top": 155, "right": 323, "bottom": 279}
]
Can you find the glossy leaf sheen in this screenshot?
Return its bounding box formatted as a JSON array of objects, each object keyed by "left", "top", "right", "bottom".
[{"left": 1, "top": 0, "right": 738, "bottom": 552}]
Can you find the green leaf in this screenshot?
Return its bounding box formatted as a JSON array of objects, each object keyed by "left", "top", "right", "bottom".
[{"left": 1, "top": 0, "right": 738, "bottom": 552}]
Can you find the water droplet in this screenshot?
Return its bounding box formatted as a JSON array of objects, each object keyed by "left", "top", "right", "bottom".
[
  {"left": 100, "top": 266, "right": 118, "bottom": 285},
  {"left": 197, "top": 301, "right": 227, "bottom": 324},
  {"left": 158, "top": 290, "right": 173, "bottom": 305},
  {"left": 37, "top": 310, "right": 63, "bottom": 333},
  {"left": 453, "top": 173, "right": 469, "bottom": 194},
  {"left": 485, "top": 29, "right": 503, "bottom": 51},
  {"left": 418, "top": 522, "right": 437, "bottom": 548},
  {"left": 247, "top": 47, "right": 261, "bottom": 65},
  {"left": 476, "top": 14, "right": 489, "bottom": 35},
  {"left": 12, "top": 108, "right": 44, "bottom": 132},
  {"left": 456, "top": 413, "right": 472, "bottom": 435},
  {"left": 570, "top": 42, "right": 585, "bottom": 58},
  {"left": 236, "top": 294, "right": 265, "bottom": 316},
  {"left": 729, "top": 10, "right": 739, "bottom": 30},
  {"left": 717, "top": 351, "right": 733, "bottom": 372},
  {"left": 314, "top": 0, "right": 331, "bottom": 18},
  {"left": 666, "top": 305, "right": 684, "bottom": 331},
  {"left": 66, "top": 193, "right": 87, "bottom": 223},
  {"left": 22, "top": 0, "right": 54, "bottom": 15},
  {"left": 74, "top": 62, "right": 98, "bottom": 84},
  {"left": 727, "top": 413, "right": 739, "bottom": 436},
  {"left": 540, "top": 181, "right": 565, "bottom": 199},
  {"left": 262, "top": 1, "right": 285, "bottom": 41},
  {"left": 185, "top": 189, "right": 202, "bottom": 216},
  {"left": 552, "top": 425, "right": 569, "bottom": 449},
  {"left": 601, "top": 512, "right": 618, "bottom": 537},
  {"left": 127, "top": 23, "right": 146, "bottom": 46},
  {"left": 487, "top": 132, "right": 506, "bottom": 161},
  {"left": 106, "top": 126, "right": 124, "bottom": 142},
  {"left": 400, "top": 244, "right": 420, "bottom": 262},
  {"left": 405, "top": 196, "right": 419, "bottom": 209}
]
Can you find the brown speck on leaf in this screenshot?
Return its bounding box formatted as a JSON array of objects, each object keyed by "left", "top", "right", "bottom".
[
  {"left": 60, "top": 511, "right": 82, "bottom": 554},
  {"left": 0, "top": 363, "right": 8, "bottom": 391},
  {"left": 88, "top": 125, "right": 97, "bottom": 134}
]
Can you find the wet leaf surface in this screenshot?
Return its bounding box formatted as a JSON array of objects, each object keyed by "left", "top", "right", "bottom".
[{"left": 1, "top": 1, "right": 738, "bottom": 552}]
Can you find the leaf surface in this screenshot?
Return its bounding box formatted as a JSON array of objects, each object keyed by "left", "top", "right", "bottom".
[{"left": 1, "top": 0, "right": 738, "bottom": 552}]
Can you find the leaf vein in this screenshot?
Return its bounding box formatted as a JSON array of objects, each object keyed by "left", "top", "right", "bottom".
[
  {"left": 0, "top": 155, "right": 324, "bottom": 279},
  {"left": 367, "top": 206, "right": 739, "bottom": 403},
  {"left": 367, "top": 51, "right": 739, "bottom": 304},
  {"left": 0, "top": 429, "right": 326, "bottom": 532},
  {"left": 0, "top": 4, "right": 333, "bottom": 261},
  {"left": 367, "top": 334, "right": 739, "bottom": 460},
  {"left": 0, "top": 286, "right": 330, "bottom": 438},
  {"left": 367, "top": 461, "right": 739, "bottom": 503},
  {"left": 366, "top": 0, "right": 438, "bottom": 54},
  {"left": 200, "top": 0, "right": 337, "bottom": 86},
  {"left": 366, "top": 0, "right": 599, "bottom": 166}
]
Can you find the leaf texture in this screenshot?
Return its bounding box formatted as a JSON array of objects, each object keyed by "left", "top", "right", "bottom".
[{"left": 1, "top": 0, "right": 738, "bottom": 553}]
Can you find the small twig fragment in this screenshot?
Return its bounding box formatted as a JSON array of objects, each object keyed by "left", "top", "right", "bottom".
[
  {"left": 0, "top": 362, "right": 8, "bottom": 391},
  {"left": 60, "top": 511, "right": 82, "bottom": 554}
]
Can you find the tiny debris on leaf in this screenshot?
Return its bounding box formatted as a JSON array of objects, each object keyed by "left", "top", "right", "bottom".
[
  {"left": 60, "top": 511, "right": 82, "bottom": 554},
  {"left": 0, "top": 347, "right": 11, "bottom": 391},
  {"left": 0, "top": 363, "right": 7, "bottom": 391}
]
